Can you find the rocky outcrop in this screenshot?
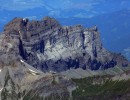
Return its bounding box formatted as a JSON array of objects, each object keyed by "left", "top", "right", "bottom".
[
  {"left": 0, "top": 53, "right": 75, "bottom": 100},
  {"left": 1, "top": 16, "right": 129, "bottom": 72}
]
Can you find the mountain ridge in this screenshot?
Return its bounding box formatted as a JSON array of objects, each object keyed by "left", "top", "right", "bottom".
[
  {"left": 57, "top": 9, "right": 130, "bottom": 54},
  {"left": 0, "top": 16, "right": 130, "bottom": 100},
  {"left": 1, "top": 16, "right": 129, "bottom": 72}
]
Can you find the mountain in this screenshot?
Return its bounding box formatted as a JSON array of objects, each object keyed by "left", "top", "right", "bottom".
[
  {"left": 0, "top": 48, "right": 75, "bottom": 100},
  {"left": 0, "top": 17, "right": 130, "bottom": 100},
  {"left": 0, "top": 7, "right": 51, "bottom": 32},
  {"left": 0, "top": 9, "right": 130, "bottom": 60},
  {"left": 2, "top": 16, "right": 129, "bottom": 71},
  {"left": 58, "top": 9, "right": 130, "bottom": 55}
]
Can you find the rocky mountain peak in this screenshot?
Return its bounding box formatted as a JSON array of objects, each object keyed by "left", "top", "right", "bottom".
[
  {"left": 0, "top": 17, "right": 129, "bottom": 72},
  {"left": 0, "top": 16, "right": 130, "bottom": 99}
]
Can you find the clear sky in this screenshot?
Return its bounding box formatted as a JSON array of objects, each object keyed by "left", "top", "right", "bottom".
[{"left": 0, "top": 0, "right": 130, "bottom": 18}]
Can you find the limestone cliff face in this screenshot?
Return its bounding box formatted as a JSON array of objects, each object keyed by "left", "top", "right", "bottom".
[{"left": 1, "top": 17, "right": 129, "bottom": 72}]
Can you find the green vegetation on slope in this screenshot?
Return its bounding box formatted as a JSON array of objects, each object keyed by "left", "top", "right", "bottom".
[
  {"left": 2, "top": 72, "right": 130, "bottom": 100},
  {"left": 1, "top": 70, "right": 18, "bottom": 100},
  {"left": 1, "top": 70, "right": 43, "bottom": 100},
  {"left": 72, "top": 75, "right": 130, "bottom": 100}
]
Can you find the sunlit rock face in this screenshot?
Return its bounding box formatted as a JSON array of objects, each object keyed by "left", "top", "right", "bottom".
[
  {"left": 1, "top": 16, "right": 129, "bottom": 72},
  {"left": 0, "top": 34, "right": 75, "bottom": 100}
]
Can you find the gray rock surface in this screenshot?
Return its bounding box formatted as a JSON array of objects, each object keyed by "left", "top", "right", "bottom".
[
  {"left": 1, "top": 16, "right": 129, "bottom": 72},
  {"left": 0, "top": 42, "right": 75, "bottom": 99},
  {"left": 0, "top": 16, "right": 130, "bottom": 100}
]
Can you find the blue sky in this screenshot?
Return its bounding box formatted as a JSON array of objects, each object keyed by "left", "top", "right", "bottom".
[
  {"left": 0, "top": 0, "right": 130, "bottom": 11},
  {"left": 0, "top": 0, "right": 130, "bottom": 18}
]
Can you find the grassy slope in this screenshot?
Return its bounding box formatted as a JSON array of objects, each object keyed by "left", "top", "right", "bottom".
[{"left": 72, "top": 75, "right": 130, "bottom": 100}]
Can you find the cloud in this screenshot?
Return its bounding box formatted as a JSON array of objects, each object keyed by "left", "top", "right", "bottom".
[{"left": 0, "top": 0, "right": 45, "bottom": 11}]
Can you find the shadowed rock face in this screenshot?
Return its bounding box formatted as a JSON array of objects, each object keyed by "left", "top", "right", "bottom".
[{"left": 1, "top": 16, "right": 129, "bottom": 72}]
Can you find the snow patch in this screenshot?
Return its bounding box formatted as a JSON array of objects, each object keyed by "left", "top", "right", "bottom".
[
  {"left": 20, "top": 60, "right": 24, "bottom": 63},
  {"left": 0, "top": 88, "right": 3, "bottom": 92},
  {"left": 28, "top": 68, "right": 38, "bottom": 74}
]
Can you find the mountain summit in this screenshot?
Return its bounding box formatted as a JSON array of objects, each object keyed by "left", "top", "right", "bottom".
[
  {"left": 0, "top": 17, "right": 130, "bottom": 100},
  {"left": 1, "top": 17, "right": 129, "bottom": 72}
]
